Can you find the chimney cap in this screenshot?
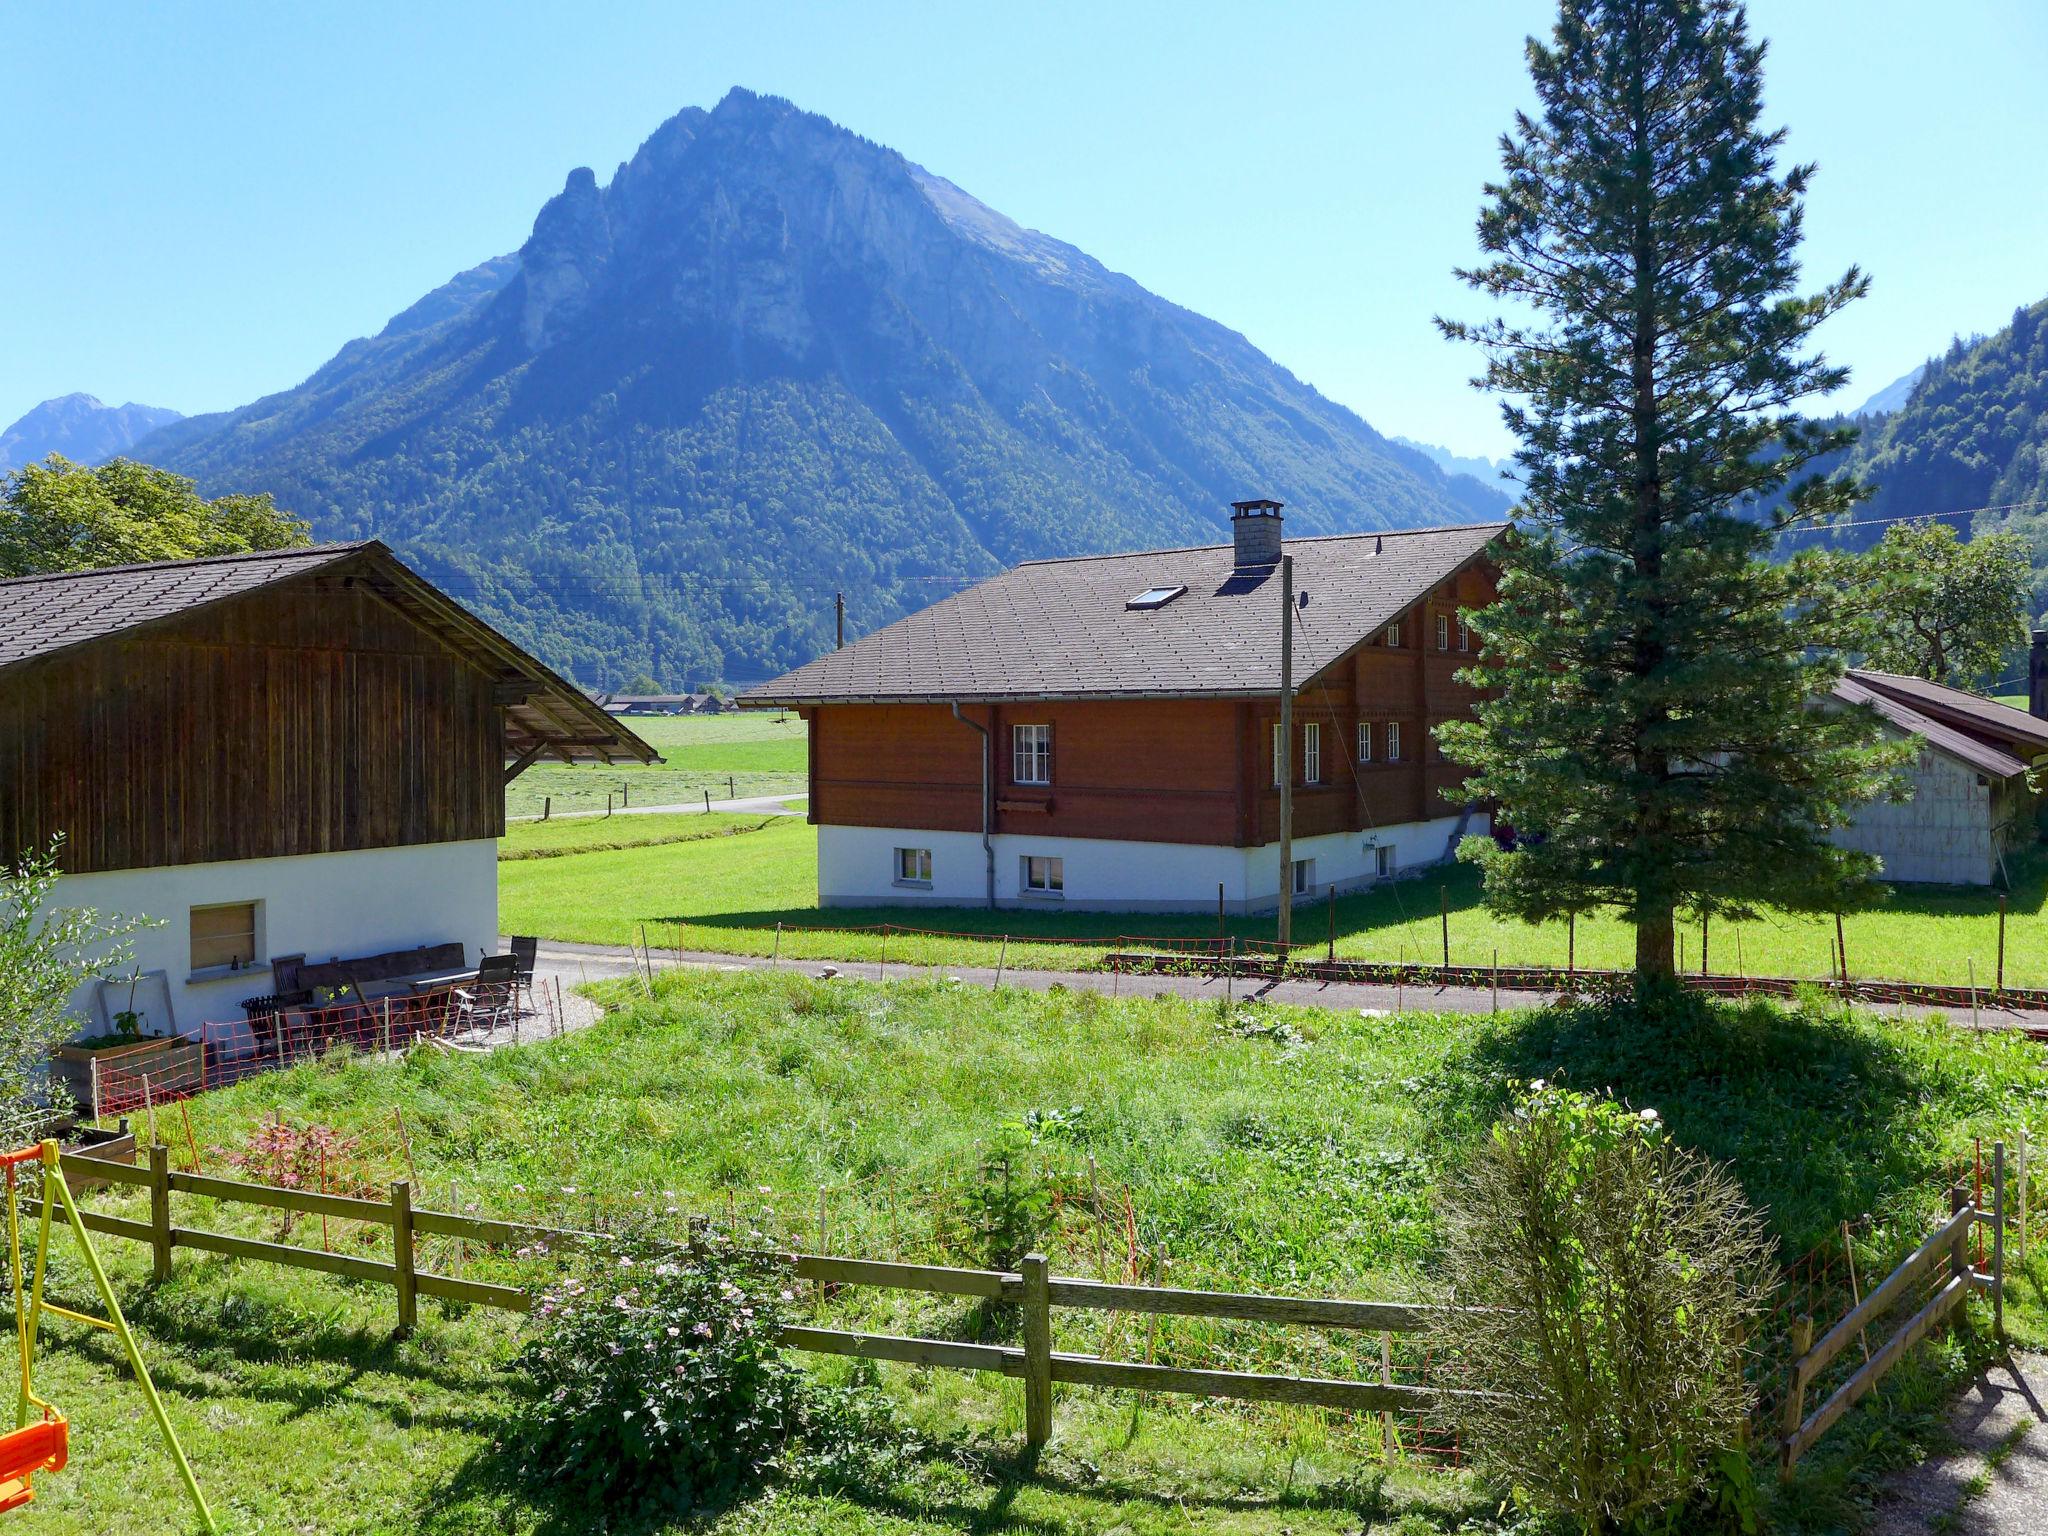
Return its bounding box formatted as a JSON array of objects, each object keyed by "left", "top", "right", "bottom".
[{"left": 1230, "top": 498, "right": 1285, "bottom": 516}]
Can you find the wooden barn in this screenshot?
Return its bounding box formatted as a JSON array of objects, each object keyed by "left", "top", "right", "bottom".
[
  {"left": 0, "top": 541, "right": 654, "bottom": 1032},
  {"left": 744, "top": 503, "right": 1507, "bottom": 911}
]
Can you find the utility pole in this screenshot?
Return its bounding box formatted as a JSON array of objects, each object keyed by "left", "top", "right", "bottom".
[
  {"left": 1276, "top": 553, "right": 1294, "bottom": 951},
  {"left": 835, "top": 592, "right": 845, "bottom": 649}
]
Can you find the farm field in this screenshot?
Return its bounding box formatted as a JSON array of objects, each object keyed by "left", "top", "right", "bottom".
[
  {"left": 499, "top": 810, "right": 779, "bottom": 860},
  {"left": 500, "top": 817, "right": 2048, "bottom": 991},
  {"left": 505, "top": 711, "right": 808, "bottom": 820},
  {"left": 33, "top": 971, "right": 2048, "bottom": 1533}
]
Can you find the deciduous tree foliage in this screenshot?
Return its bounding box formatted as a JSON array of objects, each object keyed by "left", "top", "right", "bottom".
[
  {"left": 0, "top": 455, "right": 309, "bottom": 577},
  {"left": 1848, "top": 520, "right": 2032, "bottom": 687},
  {"left": 1437, "top": 0, "right": 1902, "bottom": 978}
]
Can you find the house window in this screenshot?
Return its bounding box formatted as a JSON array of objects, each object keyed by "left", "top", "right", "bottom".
[
  {"left": 1385, "top": 619, "right": 1402, "bottom": 647},
  {"left": 1457, "top": 616, "right": 1470, "bottom": 652},
  {"left": 1387, "top": 721, "right": 1404, "bottom": 762},
  {"left": 1376, "top": 845, "right": 1396, "bottom": 878},
  {"left": 191, "top": 901, "right": 258, "bottom": 973},
  {"left": 1013, "top": 723, "right": 1051, "bottom": 785},
  {"left": 1272, "top": 722, "right": 1285, "bottom": 786},
  {"left": 1358, "top": 720, "right": 1374, "bottom": 763},
  {"left": 1302, "top": 722, "right": 1321, "bottom": 784},
  {"left": 894, "top": 847, "right": 932, "bottom": 886},
  {"left": 1022, "top": 855, "right": 1064, "bottom": 895},
  {"left": 1436, "top": 613, "right": 1449, "bottom": 650},
  {"left": 1292, "top": 857, "right": 1315, "bottom": 896}
]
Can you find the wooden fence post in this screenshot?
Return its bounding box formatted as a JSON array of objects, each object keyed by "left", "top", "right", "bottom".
[
  {"left": 149, "top": 1143, "right": 173, "bottom": 1283},
  {"left": 606, "top": 792, "right": 614, "bottom": 818},
  {"left": 1567, "top": 912, "right": 1575, "bottom": 982},
  {"left": 1217, "top": 883, "right": 1225, "bottom": 942},
  {"left": 1326, "top": 884, "right": 1336, "bottom": 964},
  {"left": 1380, "top": 1329, "right": 1394, "bottom": 1462},
  {"left": 542, "top": 795, "right": 550, "bottom": 821},
  {"left": 2018, "top": 1127, "right": 2030, "bottom": 1267},
  {"left": 1779, "top": 1314, "right": 1813, "bottom": 1476},
  {"left": 1835, "top": 914, "right": 1848, "bottom": 985},
  {"left": 393, "top": 1180, "right": 418, "bottom": 1333},
  {"left": 703, "top": 789, "right": 711, "bottom": 814},
  {"left": 1950, "top": 1182, "right": 1971, "bottom": 1288},
  {"left": 1997, "top": 895, "right": 2007, "bottom": 995},
  {"left": 1439, "top": 886, "right": 1449, "bottom": 970},
  {"left": 1021, "top": 1252, "right": 1053, "bottom": 1448},
  {"left": 1992, "top": 1140, "right": 2006, "bottom": 1337}
]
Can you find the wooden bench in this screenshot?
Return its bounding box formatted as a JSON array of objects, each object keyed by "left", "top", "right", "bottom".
[{"left": 296, "top": 942, "right": 470, "bottom": 1001}]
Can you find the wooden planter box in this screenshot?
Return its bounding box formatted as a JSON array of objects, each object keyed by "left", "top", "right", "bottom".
[
  {"left": 61, "top": 1122, "right": 138, "bottom": 1190},
  {"left": 50, "top": 1037, "right": 201, "bottom": 1120}
]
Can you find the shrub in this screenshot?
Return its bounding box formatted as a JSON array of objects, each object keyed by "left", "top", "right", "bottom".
[
  {"left": 1431, "top": 1082, "right": 1773, "bottom": 1535},
  {"left": 513, "top": 1234, "right": 803, "bottom": 1520},
  {"left": 957, "top": 1126, "right": 1051, "bottom": 1272}
]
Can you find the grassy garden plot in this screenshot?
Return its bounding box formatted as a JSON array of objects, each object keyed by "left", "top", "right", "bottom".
[
  {"left": 506, "top": 712, "right": 808, "bottom": 820},
  {"left": 31, "top": 972, "right": 2048, "bottom": 1532},
  {"left": 501, "top": 819, "right": 2048, "bottom": 990}
]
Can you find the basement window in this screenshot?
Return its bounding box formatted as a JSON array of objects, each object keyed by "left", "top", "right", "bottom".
[
  {"left": 1292, "top": 858, "right": 1316, "bottom": 896},
  {"left": 191, "top": 901, "right": 259, "bottom": 974},
  {"left": 1376, "top": 845, "right": 1397, "bottom": 878},
  {"left": 893, "top": 847, "right": 932, "bottom": 887},
  {"left": 1126, "top": 584, "right": 1187, "bottom": 610},
  {"left": 1022, "top": 855, "right": 1065, "bottom": 896}
]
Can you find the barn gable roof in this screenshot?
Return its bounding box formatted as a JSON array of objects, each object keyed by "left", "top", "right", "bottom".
[
  {"left": 1832, "top": 673, "right": 2035, "bottom": 780},
  {"left": 0, "top": 542, "right": 656, "bottom": 766},
  {"left": 742, "top": 521, "right": 1508, "bottom": 705}
]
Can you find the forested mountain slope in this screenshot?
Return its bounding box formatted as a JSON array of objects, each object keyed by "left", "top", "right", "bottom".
[{"left": 141, "top": 89, "right": 1504, "bottom": 687}]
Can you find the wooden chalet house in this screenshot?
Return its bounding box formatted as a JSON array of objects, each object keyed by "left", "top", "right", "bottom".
[
  {"left": 744, "top": 502, "right": 1508, "bottom": 912},
  {"left": 0, "top": 542, "right": 654, "bottom": 1032}
]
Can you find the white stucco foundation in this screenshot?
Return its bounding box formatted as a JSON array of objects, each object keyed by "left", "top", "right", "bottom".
[
  {"left": 818, "top": 815, "right": 1482, "bottom": 913},
  {"left": 55, "top": 839, "right": 499, "bottom": 1035}
]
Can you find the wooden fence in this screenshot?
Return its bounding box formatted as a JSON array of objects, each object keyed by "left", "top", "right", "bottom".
[
  {"left": 1778, "top": 1146, "right": 2007, "bottom": 1475},
  {"left": 46, "top": 1147, "right": 1455, "bottom": 1450}
]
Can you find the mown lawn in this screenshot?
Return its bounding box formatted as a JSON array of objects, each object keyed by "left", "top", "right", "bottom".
[
  {"left": 507, "top": 712, "right": 807, "bottom": 819},
  {"left": 499, "top": 810, "right": 781, "bottom": 860},
  {"left": 29, "top": 973, "right": 2048, "bottom": 1533},
  {"left": 501, "top": 817, "right": 2048, "bottom": 990}
]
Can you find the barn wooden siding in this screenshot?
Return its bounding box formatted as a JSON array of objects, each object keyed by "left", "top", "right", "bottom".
[
  {"left": 807, "top": 557, "right": 1498, "bottom": 849},
  {"left": 0, "top": 576, "right": 503, "bottom": 876}
]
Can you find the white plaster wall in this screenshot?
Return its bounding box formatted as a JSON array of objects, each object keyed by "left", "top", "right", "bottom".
[
  {"left": 817, "top": 813, "right": 1481, "bottom": 913},
  {"left": 54, "top": 840, "right": 499, "bottom": 1035},
  {"left": 1833, "top": 737, "right": 1997, "bottom": 885}
]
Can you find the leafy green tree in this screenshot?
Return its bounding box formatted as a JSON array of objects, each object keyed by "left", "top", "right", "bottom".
[
  {"left": 0, "top": 455, "right": 309, "bottom": 577},
  {"left": 1847, "top": 520, "right": 2032, "bottom": 686},
  {"left": 0, "top": 837, "right": 151, "bottom": 1126},
  {"left": 1437, "top": 0, "right": 1903, "bottom": 979}
]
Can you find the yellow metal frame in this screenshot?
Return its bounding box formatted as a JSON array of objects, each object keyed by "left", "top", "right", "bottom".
[{"left": 5, "top": 1140, "right": 214, "bottom": 1532}]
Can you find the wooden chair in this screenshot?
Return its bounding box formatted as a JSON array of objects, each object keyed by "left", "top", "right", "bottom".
[{"left": 452, "top": 955, "right": 520, "bottom": 1037}]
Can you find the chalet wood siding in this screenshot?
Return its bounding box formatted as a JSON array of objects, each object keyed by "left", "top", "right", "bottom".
[
  {"left": 0, "top": 581, "right": 503, "bottom": 875},
  {"left": 804, "top": 556, "right": 1499, "bottom": 853}
]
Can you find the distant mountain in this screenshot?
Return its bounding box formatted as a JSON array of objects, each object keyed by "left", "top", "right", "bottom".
[
  {"left": 140, "top": 89, "right": 1508, "bottom": 688},
  {"left": 1390, "top": 435, "right": 1518, "bottom": 497},
  {"left": 0, "top": 393, "right": 184, "bottom": 472},
  {"left": 1850, "top": 363, "right": 1928, "bottom": 417},
  {"left": 1780, "top": 299, "right": 2048, "bottom": 623}
]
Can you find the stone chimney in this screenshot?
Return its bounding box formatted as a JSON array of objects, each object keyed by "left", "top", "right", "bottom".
[
  {"left": 1230, "top": 498, "right": 1285, "bottom": 569},
  {"left": 2031, "top": 629, "right": 2047, "bottom": 720}
]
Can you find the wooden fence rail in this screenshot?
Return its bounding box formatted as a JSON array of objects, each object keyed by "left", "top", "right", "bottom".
[
  {"left": 1779, "top": 1148, "right": 2006, "bottom": 1476},
  {"left": 47, "top": 1147, "right": 1456, "bottom": 1449}
]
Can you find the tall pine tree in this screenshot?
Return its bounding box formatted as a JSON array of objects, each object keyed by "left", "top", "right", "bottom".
[{"left": 1437, "top": 0, "right": 1903, "bottom": 979}]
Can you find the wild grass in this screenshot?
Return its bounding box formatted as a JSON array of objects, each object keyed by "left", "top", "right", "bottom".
[
  {"left": 501, "top": 820, "right": 2048, "bottom": 991},
  {"left": 506, "top": 712, "right": 807, "bottom": 819},
  {"left": 31, "top": 974, "right": 2048, "bottom": 1532}
]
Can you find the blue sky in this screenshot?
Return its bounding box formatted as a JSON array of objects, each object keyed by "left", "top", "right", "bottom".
[{"left": 4, "top": 1, "right": 2043, "bottom": 460}]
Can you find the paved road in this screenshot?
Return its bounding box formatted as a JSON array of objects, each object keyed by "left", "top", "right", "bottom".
[
  {"left": 520, "top": 937, "right": 2048, "bottom": 1030},
  {"left": 1872, "top": 1353, "right": 2047, "bottom": 1535}
]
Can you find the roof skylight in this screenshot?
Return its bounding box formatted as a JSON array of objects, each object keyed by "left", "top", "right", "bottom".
[{"left": 1126, "top": 584, "right": 1188, "bottom": 611}]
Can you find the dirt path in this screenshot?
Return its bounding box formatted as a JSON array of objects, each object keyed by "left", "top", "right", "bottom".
[{"left": 1871, "top": 1353, "right": 2047, "bottom": 1535}]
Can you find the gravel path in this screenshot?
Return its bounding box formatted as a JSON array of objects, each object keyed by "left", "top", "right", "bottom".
[{"left": 1871, "top": 1353, "right": 2048, "bottom": 1535}]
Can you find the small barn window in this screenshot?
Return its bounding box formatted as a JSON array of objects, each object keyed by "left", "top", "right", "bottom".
[
  {"left": 1302, "top": 722, "right": 1321, "bottom": 784},
  {"left": 894, "top": 847, "right": 932, "bottom": 886},
  {"left": 1436, "top": 614, "right": 1449, "bottom": 650},
  {"left": 1358, "top": 721, "right": 1374, "bottom": 763},
  {"left": 1272, "top": 723, "right": 1285, "bottom": 786},
  {"left": 191, "top": 901, "right": 258, "bottom": 973},
  {"left": 1022, "top": 855, "right": 1064, "bottom": 895},
  {"left": 1013, "top": 724, "right": 1051, "bottom": 785},
  {"left": 1387, "top": 721, "right": 1404, "bottom": 762},
  {"left": 1385, "top": 620, "right": 1402, "bottom": 647},
  {"left": 1457, "top": 616, "right": 1470, "bottom": 651}
]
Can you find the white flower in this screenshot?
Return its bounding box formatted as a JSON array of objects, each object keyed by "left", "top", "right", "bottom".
[{"left": 1639, "top": 1108, "right": 1661, "bottom": 1123}]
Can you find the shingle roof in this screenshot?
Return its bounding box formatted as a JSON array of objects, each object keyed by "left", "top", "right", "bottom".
[
  {"left": 0, "top": 543, "right": 364, "bottom": 670},
  {"left": 1831, "top": 675, "right": 2032, "bottom": 780},
  {"left": 1844, "top": 670, "right": 2048, "bottom": 756},
  {"left": 0, "top": 542, "right": 658, "bottom": 766},
  {"left": 742, "top": 522, "right": 1509, "bottom": 704}
]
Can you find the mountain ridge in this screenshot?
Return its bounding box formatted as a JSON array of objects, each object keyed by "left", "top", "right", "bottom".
[
  {"left": 142, "top": 87, "right": 1507, "bottom": 686},
  {"left": 1, "top": 393, "right": 185, "bottom": 473}
]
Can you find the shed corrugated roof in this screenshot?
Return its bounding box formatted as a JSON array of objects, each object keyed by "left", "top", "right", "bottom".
[
  {"left": 1831, "top": 675, "right": 2032, "bottom": 780},
  {"left": 742, "top": 522, "right": 1508, "bottom": 704},
  {"left": 1844, "top": 670, "right": 2048, "bottom": 756}
]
